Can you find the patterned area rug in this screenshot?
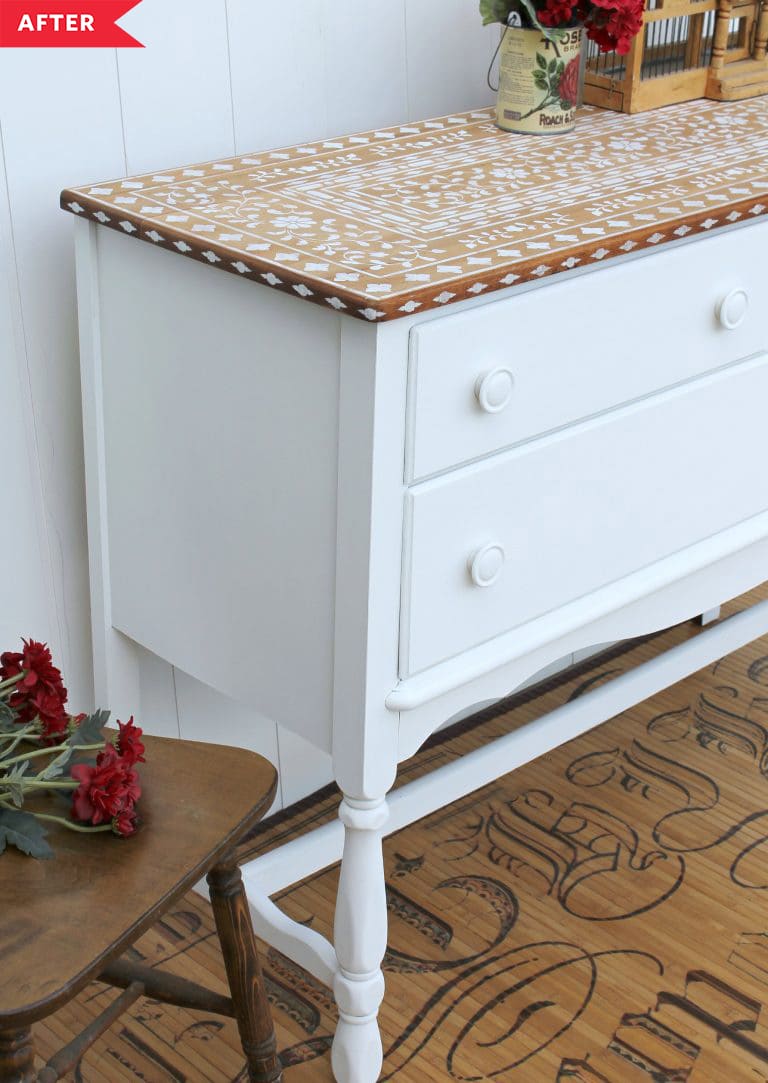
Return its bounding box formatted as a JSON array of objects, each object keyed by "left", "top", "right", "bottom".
[{"left": 35, "top": 585, "right": 768, "bottom": 1081}]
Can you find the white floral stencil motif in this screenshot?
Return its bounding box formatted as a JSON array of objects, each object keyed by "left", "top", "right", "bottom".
[{"left": 61, "top": 100, "right": 768, "bottom": 322}]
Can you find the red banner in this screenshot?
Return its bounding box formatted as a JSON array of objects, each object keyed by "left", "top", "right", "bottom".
[{"left": 0, "top": 0, "right": 143, "bottom": 46}]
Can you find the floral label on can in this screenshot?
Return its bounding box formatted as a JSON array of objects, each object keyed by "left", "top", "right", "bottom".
[{"left": 496, "top": 27, "right": 583, "bottom": 135}]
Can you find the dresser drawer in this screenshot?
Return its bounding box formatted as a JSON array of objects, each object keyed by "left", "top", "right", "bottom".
[
  {"left": 401, "top": 351, "right": 768, "bottom": 676},
  {"left": 407, "top": 222, "right": 768, "bottom": 481}
]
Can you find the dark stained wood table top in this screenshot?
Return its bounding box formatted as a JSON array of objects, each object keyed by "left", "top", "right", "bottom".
[
  {"left": 0, "top": 735, "right": 276, "bottom": 1027},
  {"left": 61, "top": 97, "right": 768, "bottom": 323}
]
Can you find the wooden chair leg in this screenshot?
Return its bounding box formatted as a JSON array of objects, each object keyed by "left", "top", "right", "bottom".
[
  {"left": 0, "top": 1028, "right": 35, "bottom": 1083},
  {"left": 207, "top": 860, "right": 283, "bottom": 1083}
]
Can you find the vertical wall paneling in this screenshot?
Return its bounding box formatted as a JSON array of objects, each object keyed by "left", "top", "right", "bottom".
[
  {"left": 320, "top": 0, "right": 410, "bottom": 134},
  {"left": 117, "top": 0, "right": 236, "bottom": 173},
  {"left": 0, "top": 50, "right": 126, "bottom": 709},
  {"left": 173, "top": 669, "right": 283, "bottom": 812},
  {"left": 227, "top": 0, "right": 329, "bottom": 153},
  {"left": 405, "top": 0, "right": 498, "bottom": 119},
  {"left": 0, "top": 133, "right": 55, "bottom": 655}
]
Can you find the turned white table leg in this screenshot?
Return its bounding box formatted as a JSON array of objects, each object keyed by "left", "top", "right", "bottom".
[{"left": 332, "top": 795, "right": 389, "bottom": 1083}]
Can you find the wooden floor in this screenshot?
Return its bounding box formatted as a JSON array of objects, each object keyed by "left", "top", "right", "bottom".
[{"left": 33, "top": 585, "right": 768, "bottom": 1081}]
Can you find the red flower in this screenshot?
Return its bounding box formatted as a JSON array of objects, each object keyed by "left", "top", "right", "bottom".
[
  {"left": 116, "top": 717, "right": 145, "bottom": 767},
  {"left": 558, "top": 55, "right": 581, "bottom": 106},
  {"left": 1, "top": 639, "right": 66, "bottom": 697},
  {"left": 539, "top": 0, "right": 576, "bottom": 26},
  {"left": 1, "top": 639, "right": 68, "bottom": 740},
  {"left": 28, "top": 691, "right": 70, "bottom": 740},
  {"left": 0, "top": 650, "right": 22, "bottom": 681},
  {"left": 70, "top": 744, "right": 141, "bottom": 828},
  {"left": 112, "top": 807, "right": 138, "bottom": 838},
  {"left": 582, "top": 0, "right": 644, "bottom": 54}
]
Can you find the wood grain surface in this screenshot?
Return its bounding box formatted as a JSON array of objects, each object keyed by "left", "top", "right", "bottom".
[
  {"left": 23, "top": 584, "right": 768, "bottom": 1080},
  {"left": 61, "top": 98, "right": 768, "bottom": 323},
  {"left": 0, "top": 736, "right": 276, "bottom": 1027}
]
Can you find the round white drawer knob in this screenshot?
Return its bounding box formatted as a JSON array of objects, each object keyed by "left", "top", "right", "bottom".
[
  {"left": 716, "top": 288, "right": 749, "bottom": 330},
  {"left": 468, "top": 543, "right": 506, "bottom": 588},
  {"left": 474, "top": 367, "right": 515, "bottom": 414}
]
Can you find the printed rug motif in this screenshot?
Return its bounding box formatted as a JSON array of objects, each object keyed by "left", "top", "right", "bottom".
[{"left": 35, "top": 585, "right": 768, "bottom": 1081}]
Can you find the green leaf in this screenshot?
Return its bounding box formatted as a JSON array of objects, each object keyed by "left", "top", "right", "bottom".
[
  {"left": 561, "top": 98, "right": 573, "bottom": 110},
  {"left": 536, "top": 52, "right": 547, "bottom": 69},
  {"left": 66, "top": 708, "right": 110, "bottom": 750},
  {"left": 534, "top": 71, "right": 549, "bottom": 89},
  {"left": 38, "top": 748, "right": 70, "bottom": 782},
  {"left": 0, "top": 761, "right": 29, "bottom": 807},
  {"left": 0, "top": 808, "right": 53, "bottom": 859},
  {"left": 548, "top": 58, "right": 558, "bottom": 73},
  {"left": 479, "top": 0, "right": 513, "bottom": 25},
  {"left": 0, "top": 703, "right": 16, "bottom": 733}
]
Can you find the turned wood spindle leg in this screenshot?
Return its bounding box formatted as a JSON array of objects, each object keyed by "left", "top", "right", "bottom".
[
  {"left": 207, "top": 861, "right": 282, "bottom": 1083},
  {"left": 755, "top": 0, "right": 768, "bottom": 58},
  {"left": 0, "top": 1028, "right": 35, "bottom": 1083},
  {"left": 332, "top": 795, "right": 389, "bottom": 1083},
  {"left": 711, "top": 0, "right": 733, "bottom": 71}
]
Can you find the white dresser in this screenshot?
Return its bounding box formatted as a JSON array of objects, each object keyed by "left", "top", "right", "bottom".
[{"left": 63, "top": 97, "right": 768, "bottom": 1081}]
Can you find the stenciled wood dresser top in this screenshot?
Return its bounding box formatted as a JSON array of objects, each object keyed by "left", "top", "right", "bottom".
[{"left": 61, "top": 97, "right": 768, "bottom": 323}]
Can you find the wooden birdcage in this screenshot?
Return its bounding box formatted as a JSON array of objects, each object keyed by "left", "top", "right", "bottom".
[{"left": 583, "top": 0, "right": 768, "bottom": 112}]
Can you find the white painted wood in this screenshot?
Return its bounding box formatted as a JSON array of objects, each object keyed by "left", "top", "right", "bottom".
[
  {"left": 0, "top": 50, "right": 126, "bottom": 709},
  {"left": 245, "top": 592, "right": 768, "bottom": 901},
  {"left": 396, "top": 528, "right": 768, "bottom": 760},
  {"left": 6, "top": 4, "right": 766, "bottom": 815},
  {"left": 65, "top": 65, "right": 768, "bottom": 1083},
  {"left": 246, "top": 814, "right": 344, "bottom": 900},
  {"left": 326, "top": 318, "right": 410, "bottom": 1080},
  {"left": 8, "top": 4, "right": 765, "bottom": 813},
  {"left": 320, "top": 0, "right": 409, "bottom": 134},
  {"left": 173, "top": 667, "right": 281, "bottom": 812},
  {"left": 226, "top": 0, "right": 328, "bottom": 153},
  {"left": 408, "top": 220, "right": 768, "bottom": 480},
  {"left": 247, "top": 891, "right": 338, "bottom": 988},
  {"left": 405, "top": 0, "right": 497, "bottom": 119},
  {"left": 573, "top": 642, "right": 615, "bottom": 664},
  {"left": 518, "top": 653, "right": 574, "bottom": 690},
  {"left": 277, "top": 729, "right": 334, "bottom": 809},
  {"left": 699, "top": 606, "right": 722, "bottom": 625},
  {"left": 95, "top": 228, "right": 340, "bottom": 749},
  {"left": 0, "top": 133, "right": 53, "bottom": 654},
  {"left": 332, "top": 796, "right": 389, "bottom": 1083},
  {"left": 392, "top": 506, "right": 768, "bottom": 715},
  {"left": 433, "top": 652, "right": 574, "bottom": 734},
  {"left": 135, "top": 644, "right": 179, "bottom": 739},
  {"left": 403, "top": 353, "right": 768, "bottom": 676},
  {"left": 74, "top": 220, "right": 142, "bottom": 723},
  {"left": 117, "top": 0, "right": 235, "bottom": 174},
  {"left": 331, "top": 320, "right": 409, "bottom": 800}
]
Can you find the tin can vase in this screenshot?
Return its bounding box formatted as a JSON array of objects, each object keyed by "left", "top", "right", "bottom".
[{"left": 496, "top": 26, "right": 583, "bottom": 135}]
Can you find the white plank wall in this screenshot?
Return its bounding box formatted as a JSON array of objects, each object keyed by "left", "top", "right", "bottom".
[
  {"left": 0, "top": 144, "right": 54, "bottom": 652},
  {"left": 0, "top": 1, "right": 499, "bottom": 810},
  {"left": 0, "top": 51, "right": 126, "bottom": 704}
]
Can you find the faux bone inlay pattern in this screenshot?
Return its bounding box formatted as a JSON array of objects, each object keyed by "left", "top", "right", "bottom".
[{"left": 61, "top": 99, "right": 768, "bottom": 321}]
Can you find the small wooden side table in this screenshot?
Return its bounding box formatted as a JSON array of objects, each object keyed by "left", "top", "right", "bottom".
[{"left": 0, "top": 734, "right": 281, "bottom": 1083}]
